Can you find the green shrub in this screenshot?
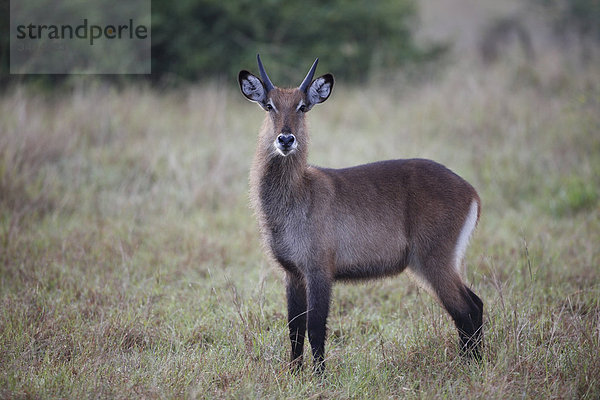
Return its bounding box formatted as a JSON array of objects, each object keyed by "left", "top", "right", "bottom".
[
  {"left": 150, "top": 0, "right": 441, "bottom": 82},
  {"left": 0, "top": 0, "right": 441, "bottom": 84}
]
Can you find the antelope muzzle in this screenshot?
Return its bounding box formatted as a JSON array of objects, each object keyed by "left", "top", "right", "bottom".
[{"left": 275, "top": 133, "right": 297, "bottom": 156}]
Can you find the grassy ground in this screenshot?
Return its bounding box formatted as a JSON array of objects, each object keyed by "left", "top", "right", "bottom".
[{"left": 1, "top": 45, "right": 600, "bottom": 398}]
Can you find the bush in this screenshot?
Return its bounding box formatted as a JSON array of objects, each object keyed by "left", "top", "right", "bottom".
[
  {"left": 0, "top": 0, "right": 440, "bottom": 85},
  {"left": 151, "top": 0, "right": 440, "bottom": 83}
]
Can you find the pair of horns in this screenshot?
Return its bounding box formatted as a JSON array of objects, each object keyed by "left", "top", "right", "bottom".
[{"left": 257, "top": 54, "right": 318, "bottom": 93}]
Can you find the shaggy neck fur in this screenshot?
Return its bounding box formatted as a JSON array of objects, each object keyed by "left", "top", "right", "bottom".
[{"left": 250, "top": 115, "right": 310, "bottom": 236}]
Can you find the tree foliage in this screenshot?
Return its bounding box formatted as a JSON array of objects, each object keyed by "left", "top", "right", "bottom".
[
  {"left": 150, "top": 0, "right": 440, "bottom": 83},
  {"left": 0, "top": 0, "right": 440, "bottom": 84}
]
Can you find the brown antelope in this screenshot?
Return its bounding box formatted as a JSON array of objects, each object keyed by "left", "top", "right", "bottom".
[{"left": 238, "top": 55, "right": 483, "bottom": 373}]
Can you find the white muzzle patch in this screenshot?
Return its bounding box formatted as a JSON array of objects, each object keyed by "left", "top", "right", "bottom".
[{"left": 274, "top": 139, "right": 298, "bottom": 156}]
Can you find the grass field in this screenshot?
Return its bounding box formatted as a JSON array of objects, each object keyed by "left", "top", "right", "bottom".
[{"left": 1, "top": 36, "right": 600, "bottom": 398}]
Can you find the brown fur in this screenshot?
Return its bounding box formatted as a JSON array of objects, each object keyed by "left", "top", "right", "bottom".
[{"left": 239, "top": 59, "right": 484, "bottom": 372}]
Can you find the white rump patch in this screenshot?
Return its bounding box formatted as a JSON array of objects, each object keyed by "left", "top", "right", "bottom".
[
  {"left": 307, "top": 77, "right": 331, "bottom": 105},
  {"left": 454, "top": 200, "right": 478, "bottom": 275},
  {"left": 241, "top": 74, "right": 266, "bottom": 102}
]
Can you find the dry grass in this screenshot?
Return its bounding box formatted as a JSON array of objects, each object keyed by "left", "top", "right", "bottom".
[{"left": 1, "top": 23, "right": 600, "bottom": 399}]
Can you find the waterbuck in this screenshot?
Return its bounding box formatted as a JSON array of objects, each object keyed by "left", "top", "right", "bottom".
[{"left": 238, "top": 55, "right": 483, "bottom": 373}]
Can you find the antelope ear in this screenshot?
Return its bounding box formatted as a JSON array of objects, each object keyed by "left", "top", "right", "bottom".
[
  {"left": 306, "top": 74, "right": 334, "bottom": 107},
  {"left": 238, "top": 70, "right": 267, "bottom": 105}
]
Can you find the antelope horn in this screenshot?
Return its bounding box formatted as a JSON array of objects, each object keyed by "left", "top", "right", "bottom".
[
  {"left": 257, "top": 54, "right": 275, "bottom": 93},
  {"left": 299, "top": 58, "right": 319, "bottom": 92}
]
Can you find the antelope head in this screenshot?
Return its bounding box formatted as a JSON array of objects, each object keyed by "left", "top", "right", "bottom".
[{"left": 238, "top": 55, "right": 334, "bottom": 157}]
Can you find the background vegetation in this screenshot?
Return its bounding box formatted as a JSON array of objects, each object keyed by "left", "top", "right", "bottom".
[
  {"left": 1, "top": 0, "right": 436, "bottom": 84},
  {"left": 1, "top": 0, "right": 597, "bottom": 82},
  {"left": 151, "top": 0, "right": 439, "bottom": 83},
  {"left": 1, "top": 0, "right": 599, "bottom": 398}
]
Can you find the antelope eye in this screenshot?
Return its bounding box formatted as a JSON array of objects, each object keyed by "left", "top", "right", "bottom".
[
  {"left": 265, "top": 103, "right": 273, "bottom": 111},
  {"left": 298, "top": 104, "right": 307, "bottom": 113}
]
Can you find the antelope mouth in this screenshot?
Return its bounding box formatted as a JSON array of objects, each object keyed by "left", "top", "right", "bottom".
[
  {"left": 274, "top": 144, "right": 298, "bottom": 157},
  {"left": 274, "top": 136, "right": 298, "bottom": 156}
]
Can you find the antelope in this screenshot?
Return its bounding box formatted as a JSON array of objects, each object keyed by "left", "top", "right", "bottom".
[{"left": 238, "top": 55, "right": 484, "bottom": 373}]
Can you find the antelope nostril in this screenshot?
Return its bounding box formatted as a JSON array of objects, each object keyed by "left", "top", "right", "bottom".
[{"left": 277, "top": 134, "right": 295, "bottom": 147}]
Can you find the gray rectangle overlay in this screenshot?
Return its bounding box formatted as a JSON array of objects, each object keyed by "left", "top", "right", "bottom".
[{"left": 10, "top": 0, "right": 151, "bottom": 74}]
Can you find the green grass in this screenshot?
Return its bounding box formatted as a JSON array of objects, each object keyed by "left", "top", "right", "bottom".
[{"left": 1, "top": 54, "right": 599, "bottom": 398}]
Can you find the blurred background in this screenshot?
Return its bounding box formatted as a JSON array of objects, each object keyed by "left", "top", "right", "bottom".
[
  {"left": 0, "top": 0, "right": 599, "bottom": 398},
  {"left": 1, "top": 0, "right": 598, "bottom": 85}
]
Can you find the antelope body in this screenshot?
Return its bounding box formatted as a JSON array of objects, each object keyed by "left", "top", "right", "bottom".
[{"left": 238, "top": 55, "right": 483, "bottom": 372}]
